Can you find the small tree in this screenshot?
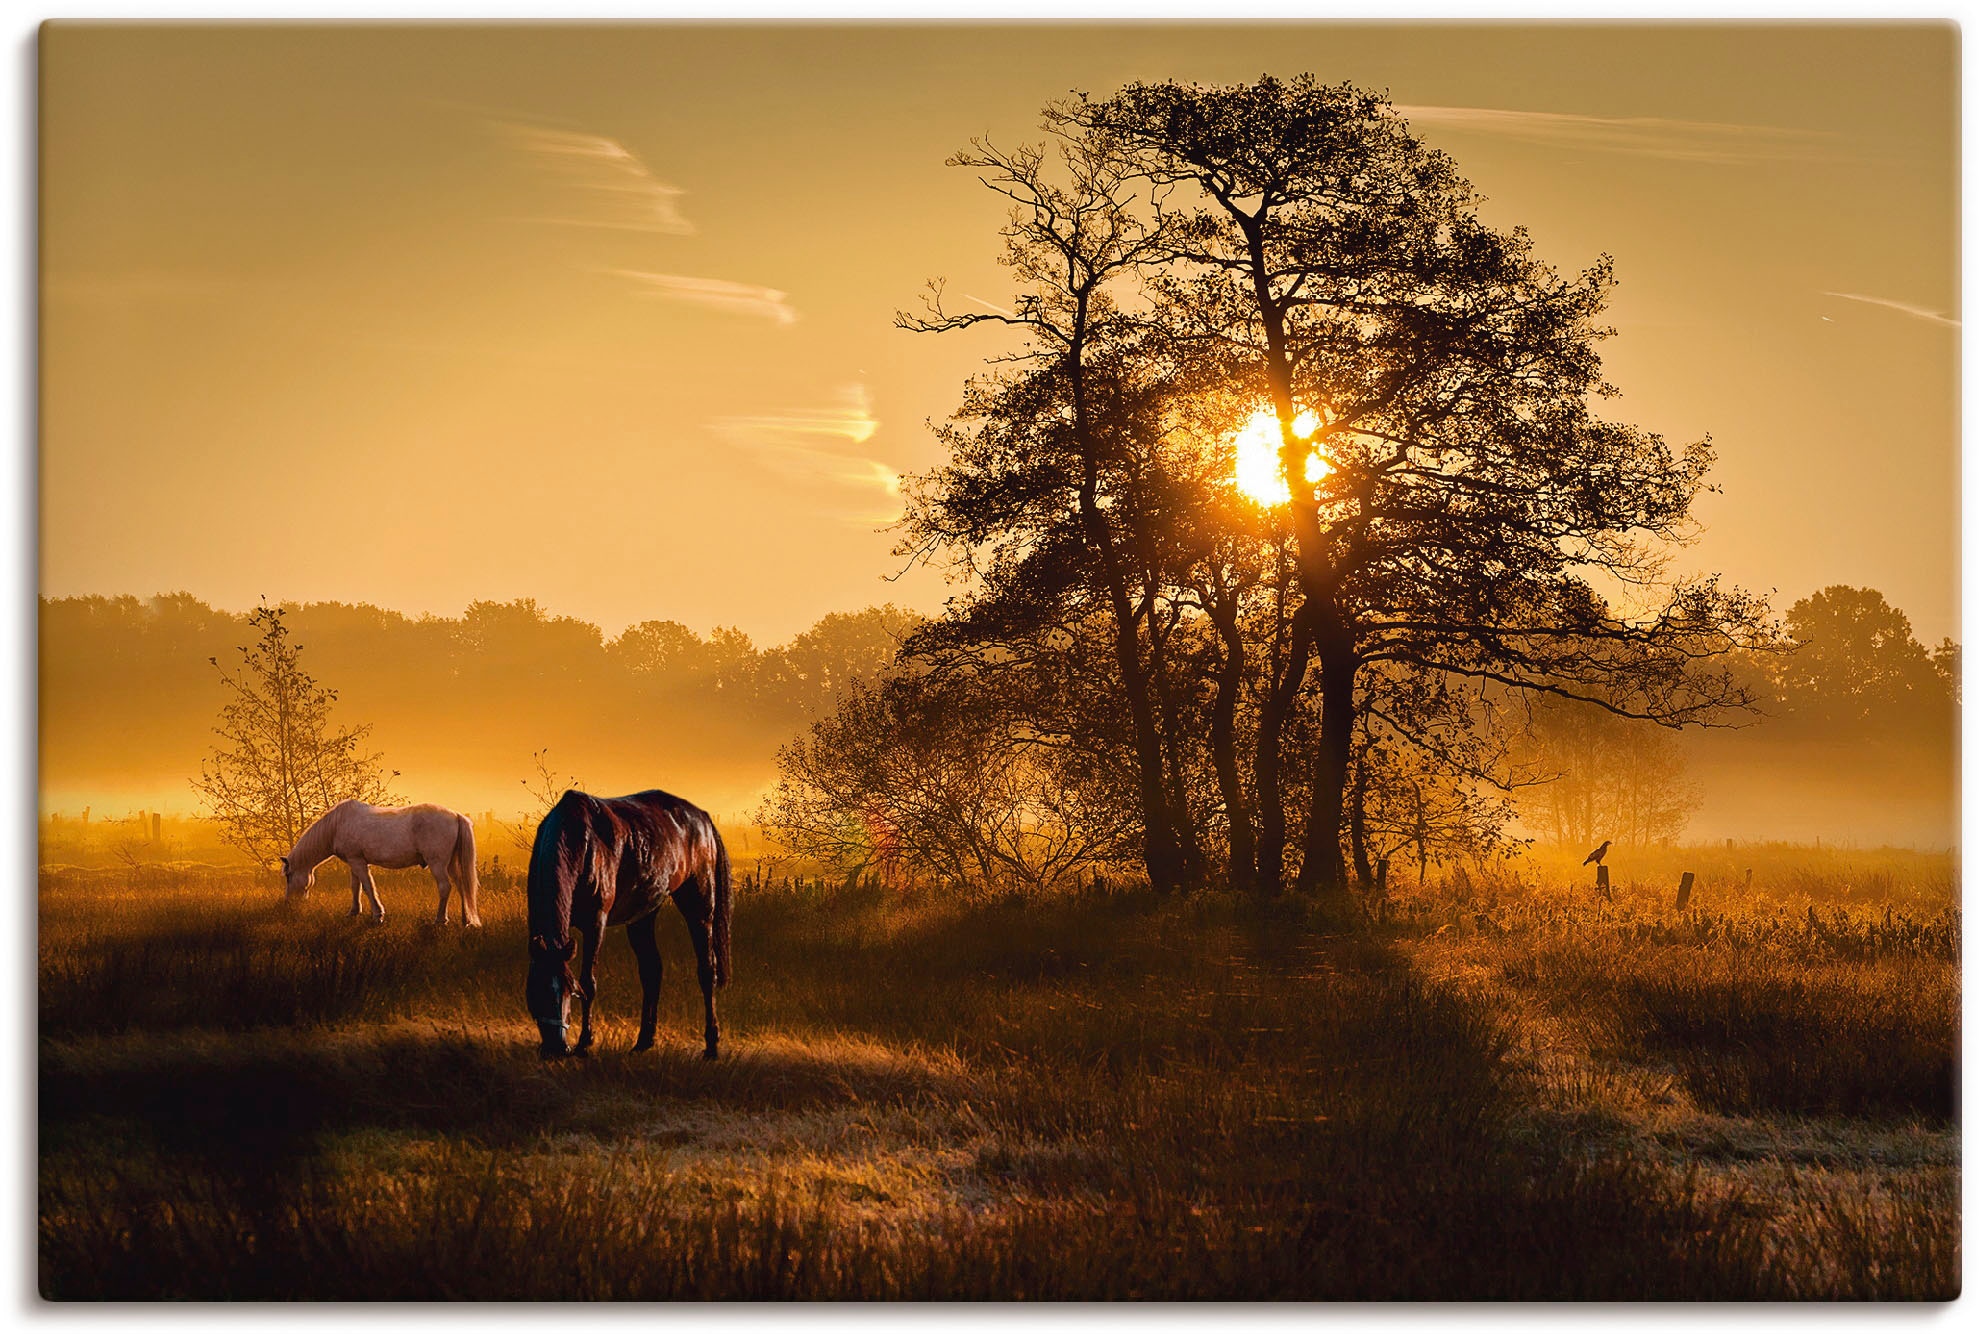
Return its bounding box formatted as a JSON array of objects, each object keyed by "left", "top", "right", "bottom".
[
  {"left": 509, "top": 747, "right": 584, "bottom": 857},
  {"left": 191, "top": 603, "right": 400, "bottom": 864}
]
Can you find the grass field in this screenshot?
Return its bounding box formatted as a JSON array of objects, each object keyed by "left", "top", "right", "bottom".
[{"left": 38, "top": 844, "right": 1959, "bottom": 1299}]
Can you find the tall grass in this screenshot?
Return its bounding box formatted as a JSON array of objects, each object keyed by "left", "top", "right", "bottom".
[
  {"left": 1391, "top": 851, "right": 1959, "bottom": 1124},
  {"left": 39, "top": 860, "right": 1961, "bottom": 1300}
]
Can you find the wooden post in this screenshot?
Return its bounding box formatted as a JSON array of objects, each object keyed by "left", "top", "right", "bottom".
[
  {"left": 1375, "top": 857, "right": 1389, "bottom": 899},
  {"left": 1743, "top": 868, "right": 1753, "bottom": 892},
  {"left": 1676, "top": 871, "right": 1694, "bottom": 912},
  {"left": 150, "top": 812, "right": 161, "bottom": 842},
  {"left": 1595, "top": 864, "right": 1611, "bottom": 900}
]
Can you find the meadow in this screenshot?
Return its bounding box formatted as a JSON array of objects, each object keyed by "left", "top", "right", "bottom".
[{"left": 38, "top": 832, "right": 1958, "bottom": 1300}]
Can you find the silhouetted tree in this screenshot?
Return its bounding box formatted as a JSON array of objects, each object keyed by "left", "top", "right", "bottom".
[
  {"left": 897, "top": 130, "right": 1197, "bottom": 892},
  {"left": 191, "top": 603, "right": 400, "bottom": 863},
  {"left": 1065, "top": 76, "right": 1773, "bottom": 901}
]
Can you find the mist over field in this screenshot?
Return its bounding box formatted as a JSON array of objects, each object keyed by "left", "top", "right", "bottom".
[
  {"left": 40, "top": 589, "right": 1957, "bottom": 854},
  {"left": 39, "top": 594, "right": 912, "bottom": 828}
]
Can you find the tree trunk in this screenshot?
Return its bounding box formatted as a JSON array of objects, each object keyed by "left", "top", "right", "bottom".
[
  {"left": 1114, "top": 627, "right": 1185, "bottom": 893},
  {"left": 1207, "top": 599, "right": 1256, "bottom": 892},
  {"left": 1348, "top": 748, "right": 1374, "bottom": 887},
  {"left": 1296, "top": 614, "right": 1358, "bottom": 907},
  {"left": 1154, "top": 658, "right": 1208, "bottom": 890},
  {"left": 1236, "top": 217, "right": 1364, "bottom": 912},
  {"left": 1067, "top": 322, "right": 1183, "bottom": 895},
  {"left": 1252, "top": 606, "right": 1312, "bottom": 896}
]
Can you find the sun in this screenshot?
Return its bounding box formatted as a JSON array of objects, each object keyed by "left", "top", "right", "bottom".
[{"left": 1232, "top": 408, "right": 1329, "bottom": 507}]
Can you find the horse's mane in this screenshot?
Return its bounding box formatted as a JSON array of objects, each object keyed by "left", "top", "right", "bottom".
[
  {"left": 288, "top": 804, "right": 341, "bottom": 868},
  {"left": 526, "top": 790, "right": 590, "bottom": 949}
]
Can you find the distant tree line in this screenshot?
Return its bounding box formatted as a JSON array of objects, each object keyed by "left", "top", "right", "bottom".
[{"left": 39, "top": 593, "right": 916, "bottom": 812}]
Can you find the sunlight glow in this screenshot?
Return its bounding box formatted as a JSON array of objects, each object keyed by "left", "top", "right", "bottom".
[{"left": 1232, "top": 408, "right": 1330, "bottom": 507}]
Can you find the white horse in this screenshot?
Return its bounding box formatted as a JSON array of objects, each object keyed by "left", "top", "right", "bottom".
[{"left": 281, "top": 799, "right": 481, "bottom": 926}]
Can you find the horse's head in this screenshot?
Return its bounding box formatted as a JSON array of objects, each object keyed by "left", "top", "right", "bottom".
[
  {"left": 280, "top": 855, "right": 315, "bottom": 901},
  {"left": 527, "top": 934, "right": 580, "bottom": 1057}
]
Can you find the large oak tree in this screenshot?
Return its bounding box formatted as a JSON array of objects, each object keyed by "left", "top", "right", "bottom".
[{"left": 1067, "top": 76, "right": 1772, "bottom": 898}]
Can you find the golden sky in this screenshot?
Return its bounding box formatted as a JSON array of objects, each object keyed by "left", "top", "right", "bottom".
[{"left": 40, "top": 22, "right": 1959, "bottom": 645}]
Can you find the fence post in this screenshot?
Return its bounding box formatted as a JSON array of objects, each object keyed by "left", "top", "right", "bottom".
[
  {"left": 1595, "top": 864, "right": 1611, "bottom": 901},
  {"left": 1676, "top": 871, "right": 1695, "bottom": 912}
]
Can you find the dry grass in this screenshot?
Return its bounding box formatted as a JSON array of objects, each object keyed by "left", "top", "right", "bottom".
[
  {"left": 38, "top": 847, "right": 1961, "bottom": 1299},
  {"left": 1399, "top": 845, "right": 1958, "bottom": 1303}
]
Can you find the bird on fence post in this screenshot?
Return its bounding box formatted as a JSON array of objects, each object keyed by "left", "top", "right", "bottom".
[{"left": 1582, "top": 839, "right": 1612, "bottom": 868}]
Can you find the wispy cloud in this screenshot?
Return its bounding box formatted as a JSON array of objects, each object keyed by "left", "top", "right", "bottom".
[
  {"left": 608, "top": 270, "right": 799, "bottom": 325},
  {"left": 1823, "top": 290, "right": 1960, "bottom": 329},
  {"left": 496, "top": 122, "right": 693, "bottom": 234},
  {"left": 711, "top": 385, "right": 901, "bottom": 520},
  {"left": 1393, "top": 104, "right": 1840, "bottom": 164}
]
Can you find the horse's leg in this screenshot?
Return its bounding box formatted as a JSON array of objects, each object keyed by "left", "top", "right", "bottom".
[
  {"left": 430, "top": 861, "right": 452, "bottom": 927},
  {"left": 678, "top": 889, "right": 720, "bottom": 1060},
  {"left": 574, "top": 928, "right": 600, "bottom": 1053},
  {"left": 626, "top": 914, "right": 663, "bottom": 1053},
  {"left": 354, "top": 859, "right": 385, "bottom": 923},
  {"left": 347, "top": 859, "right": 365, "bottom": 917}
]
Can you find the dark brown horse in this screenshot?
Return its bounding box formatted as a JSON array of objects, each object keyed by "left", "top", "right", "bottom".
[{"left": 525, "top": 788, "right": 733, "bottom": 1060}]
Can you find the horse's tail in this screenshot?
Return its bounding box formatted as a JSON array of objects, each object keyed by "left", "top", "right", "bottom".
[
  {"left": 711, "top": 824, "right": 733, "bottom": 988},
  {"left": 453, "top": 813, "right": 481, "bottom": 926}
]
